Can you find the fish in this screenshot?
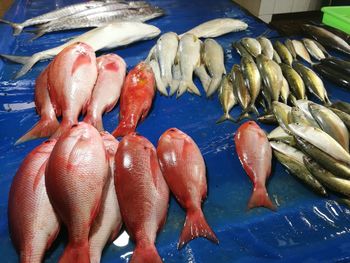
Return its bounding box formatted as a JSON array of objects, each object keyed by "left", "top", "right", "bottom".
[
  {"left": 194, "top": 64, "right": 211, "bottom": 93},
  {"left": 0, "top": 22, "right": 160, "bottom": 79},
  {"left": 0, "top": 1, "right": 106, "bottom": 35},
  {"left": 112, "top": 62, "right": 155, "bottom": 137},
  {"left": 268, "top": 126, "right": 293, "bottom": 144},
  {"left": 311, "top": 22, "right": 350, "bottom": 44},
  {"left": 288, "top": 123, "right": 350, "bottom": 165},
  {"left": 89, "top": 131, "right": 121, "bottom": 263},
  {"left": 155, "top": 32, "right": 179, "bottom": 92},
  {"left": 302, "top": 38, "right": 326, "bottom": 61},
  {"left": 83, "top": 54, "right": 126, "bottom": 131},
  {"left": 257, "top": 36, "right": 273, "bottom": 59},
  {"left": 232, "top": 41, "right": 253, "bottom": 60},
  {"left": 270, "top": 141, "right": 327, "bottom": 196},
  {"left": 292, "top": 62, "right": 331, "bottom": 105},
  {"left": 294, "top": 99, "right": 320, "bottom": 127},
  {"left": 240, "top": 37, "right": 261, "bottom": 57},
  {"left": 280, "top": 76, "right": 290, "bottom": 104},
  {"left": 182, "top": 18, "right": 248, "bottom": 38},
  {"left": 157, "top": 128, "right": 218, "bottom": 248},
  {"left": 15, "top": 64, "right": 59, "bottom": 144},
  {"left": 331, "top": 101, "right": 350, "bottom": 115},
  {"left": 48, "top": 42, "right": 98, "bottom": 138},
  {"left": 320, "top": 57, "right": 350, "bottom": 75},
  {"left": 313, "top": 63, "right": 350, "bottom": 90},
  {"left": 291, "top": 40, "right": 312, "bottom": 64},
  {"left": 302, "top": 24, "right": 350, "bottom": 55},
  {"left": 234, "top": 121, "right": 276, "bottom": 210},
  {"left": 274, "top": 41, "right": 293, "bottom": 66},
  {"left": 217, "top": 75, "right": 236, "bottom": 123},
  {"left": 285, "top": 39, "right": 297, "bottom": 60},
  {"left": 45, "top": 122, "right": 109, "bottom": 263},
  {"left": 329, "top": 107, "right": 350, "bottom": 130},
  {"left": 309, "top": 102, "right": 349, "bottom": 151},
  {"left": 8, "top": 139, "right": 60, "bottom": 263},
  {"left": 203, "top": 38, "right": 226, "bottom": 97},
  {"left": 303, "top": 157, "right": 350, "bottom": 197},
  {"left": 272, "top": 49, "right": 282, "bottom": 64},
  {"left": 115, "top": 133, "right": 169, "bottom": 262},
  {"left": 149, "top": 59, "right": 167, "bottom": 96},
  {"left": 176, "top": 33, "right": 201, "bottom": 97},
  {"left": 290, "top": 106, "right": 316, "bottom": 127},
  {"left": 272, "top": 101, "right": 292, "bottom": 134},
  {"left": 260, "top": 84, "right": 273, "bottom": 113},
  {"left": 280, "top": 63, "right": 306, "bottom": 100},
  {"left": 170, "top": 63, "right": 181, "bottom": 95}
]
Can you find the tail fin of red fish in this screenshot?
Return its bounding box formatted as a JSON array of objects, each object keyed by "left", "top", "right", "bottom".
[
  {"left": 51, "top": 119, "right": 75, "bottom": 139},
  {"left": 247, "top": 185, "right": 276, "bottom": 211},
  {"left": 178, "top": 208, "right": 219, "bottom": 250},
  {"left": 130, "top": 243, "right": 162, "bottom": 263},
  {"left": 83, "top": 114, "right": 103, "bottom": 131},
  {"left": 112, "top": 120, "right": 137, "bottom": 138},
  {"left": 59, "top": 241, "right": 90, "bottom": 263},
  {"left": 15, "top": 117, "right": 59, "bottom": 145}
]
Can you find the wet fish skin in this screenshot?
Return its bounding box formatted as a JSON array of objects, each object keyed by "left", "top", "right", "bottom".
[
  {"left": 285, "top": 39, "right": 297, "bottom": 60},
  {"left": 329, "top": 107, "right": 350, "bottom": 130},
  {"left": 302, "top": 38, "right": 326, "bottom": 61},
  {"left": 280, "top": 63, "right": 306, "bottom": 100},
  {"left": 232, "top": 41, "right": 253, "bottom": 60},
  {"left": 331, "top": 101, "right": 350, "bottom": 115},
  {"left": 194, "top": 64, "right": 211, "bottom": 93},
  {"left": 290, "top": 106, "right": 315, "bottom": 127},
  {"left": 240, "top": 37, "right": 261, "bottom": 57},
  {"left": 257, "top": 36, "right": 273, "bottom": 60},
  {"left": 217, "top": 75, "right": 236, "bottom": 123},
  {"left": 268, "top": 126, "right": 293, "bottom": 144},
  {"left": 272, "top": 49, "right": 282, "bottom": 64},
  {"left": 241, "top": 56, "right": 261, "bottom": 110},
  {"left": 320, "top": 57, "right": 350, "bottom": 75},
  {"left": 280, "top": 76, "right": 290, "bottom": 104},
  {"left": 149, "top": 59, "right": 167, "bottom": 96},
  {"left": 294, "top": 99, "right": 320, "bottom": 127},
  {"left": 274, "top": 41, "right": 293, "bottom": 66},
  {"left": 8, "top": 139, "right": 60, "bottom": 263},
  {"left": 313, "top": 63, "right": 350, "bottom": 90},
  {"left": 291, "top": 40, "right": 312, "bottom": 64},
  {"left": 170, "top": 63, "right": 181, "bottom": 96},
  {"left": 257, "top": 113, "right": 277, "bottom": 125},
  {"left": 272, "top": 101, "right": 292, "bottom": 134}
]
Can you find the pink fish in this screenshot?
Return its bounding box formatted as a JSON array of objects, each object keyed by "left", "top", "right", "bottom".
[
  {"left": 112, "top": 62, "right": 155, "bottom": 137},
  {"left": 234, "top": 121, "right": 276, "bottom": 210},
  {"left": 115, "top": 133, "right": 169, "bottom": 263},
  {"left": 157, "top": 128, "right": 219, "bottom": 249},
  {"left": 89, "top": 131, "right": 122, "bottom": 263},
  {"left": 48, "top": 42, "right": 97, "bottom": 138},
  {"left": 8, "top": 139, "right": 60, "bottom": 263},
  {"left": 83, "top": 54, "right": 126, "bottom": 131},
  {"left": 15, "top": 65, "right": 59, "bottom": 144},
  {"left": 45, "top": 122, "right": 109, "bottom": 263}
]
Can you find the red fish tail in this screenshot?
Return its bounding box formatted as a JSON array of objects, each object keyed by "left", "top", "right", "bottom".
[
  {"left": 51, "top": 119, "right": 76, "bottom": 139},
  {"left": 247, "top": 184, "right": 276, "bottom": 211},
  {"left": 111, "top": 118, "right": 137, "bottom": 138},
  {"left": 59, "top": 240, "right": 90, "bottom": 263},
  {"left": 130, "top": 243, "right": 162, "bottom": 263},
  {"left": 15, "top": 117, "right": 59, "bottom": 145},
  {"left": 83, "top": 113, "right": 103, "bottom": 131},
  {"left": 178, "top": 208, "right": 219, "bottom": 250}
]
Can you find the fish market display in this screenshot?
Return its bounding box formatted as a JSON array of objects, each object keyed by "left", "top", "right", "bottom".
[
  {"left": 112, "top": 62, "right": 155, "bottom": 137},
  {"left": 157, "top": 128, "right": 218, "bottom": 248},
  {"left": 0, "top": 21, "right": 161, "bottom": 78},
  {"left": 217, "top": 75, "right": 236, "bottom": 123},
  {"left": 45, "top": 122, "right": 109, "bottom": 262},
  {"left": 115, "top": 133, "right": 169, "bottom": 262},
  {"left": 83, "top": 54, "right": 126, "bottom": 131},
  {"left": 234, "top": 121, "right": 276, "bottom": 210},
  {"left": 8, "top": 139, "right": 60, "bottom": 263}
]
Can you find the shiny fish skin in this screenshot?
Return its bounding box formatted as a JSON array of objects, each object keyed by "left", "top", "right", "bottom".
[
  {"left": 241, "top": 56, "right": 261, "bottom": 109},
  {"left": 285, "top": 39, "right": 297, "bottom": 60},
  {"left": 294, "top": 99, "right": 320, "bottom": 127},
  {"left": 320, "top": 57, "right": 350, "bottom": 75},
  {"left": 149, "top": 59, "right": 167, "bottom": 96},
  {"left": 272, "top": 49, "right": 282, "bottom": 64},
  {"left": 302, "top": 38, "right": 326, "bottom": 61},
  {"left": 268, "top": 126, "right": 293, "bottom": 144},
  {"left": 280, "top": 76, "right": 290, "bottom": 104},
  {"left": 194, "top": 64, "right": 211, "bottom": 93},
  {"left": 217, "top": 75, "right": 236, "bottom": 123},
  {"left": 329, "top": 107, "right": 350, "bottom": 130},
  {"left": 280, "top": 63, "right": 306, "bottom": 100},
  {"left": 291, "top": 40, "right": 312, "bottom": 64},
  {"left": 232, "top": 41, "right": 253, "bottom": 60},
  {"left": 257, "top": 37, "right": 273, "bottom": 59},
  {"left": 313, "top": 63, "right": 350, "bottom": 90},
  {"left": 272, "top": 102, "right": 292, "bottom": 134},
  {"left": 274, "top": 41, "right": 293, "bottom": 66},
  {"left": 241, "top": 37, "right": 261, "bottom": 57},
  {"left": 231, "top": 64, "right": 251, "bottom": 111},
  {"left": 290, "top": 106, "right": 316, "bottom": 127},
  {"left": 331, "top": 101, "right": 350, "bottom": 115}
]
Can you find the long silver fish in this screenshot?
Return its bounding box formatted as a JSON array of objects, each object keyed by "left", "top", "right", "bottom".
[
  {"left": 217, "top": 75, "right": 236, "bottom": 123},
  {"left": 0, "top": 22, "right": 161, "bottom": 79}
]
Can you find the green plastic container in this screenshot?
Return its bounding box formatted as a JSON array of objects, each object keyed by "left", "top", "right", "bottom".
[{"left": 321, "top": 6, "right": 350, "bottom": 34}]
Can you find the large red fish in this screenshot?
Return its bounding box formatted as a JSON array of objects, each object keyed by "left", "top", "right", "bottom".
[
  {"left": 112, "top": 62, "right": 155, "bottom": 137},
  {"left": 16, "top": 65, "right": 60, "bottom": 144},
  {"left": 115, "top": 133, "right": 169, "bottom": 263},
  {"left": 83, "top": 54, "right": 126, "bottom": 131},
  {"left": 89, "top": 131, "right": 122, "bottom": 263},
  {"left": 45, "top": 122, "right": 109, "bottom": 263},
  {"left": 8, "top": 139, "right": 60, "bottom": 263},
  {"left": 234, "top": 121, "right": 276, "bottom": 210},
  {"left": 48, "top": 42, "right": 97, "bottom": 138},
  {"left": 157, "top": 128, "right": 219, "bottom": 249}
]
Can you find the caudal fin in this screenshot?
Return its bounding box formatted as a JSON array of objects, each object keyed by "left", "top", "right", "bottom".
[
  {"left": 247, "top": 185, "right": 276, "bottom": 211},
  {"left": 59, "top": 241, "right": 90, "bottom": 263},
  {"left": 176, "top": 80, "right": 201, "bottom": 98},
  {"left": 0, "top": 18, "right": 23, "bottom": 35},
  {"left": 83, "top": 114, "right": 104, "bottom": 131},
  {"left": 216, "top": 113, "right": 236, "bottom": 124},
  {"left": 15, "top": 117, "right": 59, "bottom": 145},
  {"left": 51, "top": 119, "right": 75, "bottom": 139},
  {"left": 178, "top": 209, "right": 219, "bottom": 250},
  {"left": 206, "top": 77, "right": 221, "bottom": 98},
  {"left": 169, "top": 79, "right": 179, "bottom": 96},
  {"left": 0, "top": 53, "right": 42, "bottom": 79},
  {"left": 130, "top": 243, "right": 162, "bottom": 263}
]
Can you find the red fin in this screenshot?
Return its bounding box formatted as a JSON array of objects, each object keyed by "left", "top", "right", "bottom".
[
  {"left": 111, "top": 120, "right": 137, "bottom": 138},
  {"left": 247, "top": 185, "right": 276, "bottom": 211},
  {"left": 59, "top": 241, "right": 90, "bottom": 263},
  {"left": 15, "top": 117, "right": 60, "bottom": 145},
  {"left": 71, "top": 53, "right": 91, "bottom": 76},
  {"left": 130, "top": 243, "right": 162, "bottom": 263},
  {"left": 51, "top": 119, "right": 75, "bottom": 139},
  {"left": 178, "top": 209, "right": 219, "bottom": 250},
  {"left": 83, "top": 114, "right": 103, "bottom": 131}
]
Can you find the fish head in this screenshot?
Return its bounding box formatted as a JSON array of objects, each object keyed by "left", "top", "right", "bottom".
[{"left": 35, "top": 139, "right": 57, "bottom": 154}]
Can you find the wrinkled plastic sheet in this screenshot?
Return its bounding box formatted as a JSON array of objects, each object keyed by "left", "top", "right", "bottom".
[{"left": 1, "top": 0, "right": 350, "bottom": 262}]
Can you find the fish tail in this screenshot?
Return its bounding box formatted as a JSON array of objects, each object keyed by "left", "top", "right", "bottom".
[
  {"left": 324, "top": 95, "right": 332, "bottom": 106},
  {"left": 28, "top": 29, "right": 46, "bottom": 41},
  {"left": 0, "top": 18, "right": 23, "bottom": 35},
  {"left": 216, "top": 113, "right": 236, "bottom": 124},
  {"left": 236, "top": 111, "right": 252, "bottom": 122},
  {"left": 156, "top": 77, "right": 168, "bottom": 96},
  {"left": 15, "top": 116, "right": 60, "bottom": 145},
  {"left": 186, "top": 80, "right": 201, "bottom": 96},
  {"left": 0, "top": 53, "right": 43, "bottom": 79},
  {"left": 83, "top": 113, "right": 104, "bottom": 131},
  {"left": 176, "top": 80, "right": 201, "bottom": 98},
  {"left": 130, "top": 243, "right": 162, "bottom": 263},
  {"left": 112, "top": 119, "right": 136, "bottom": 138},
  {"left": 59, "top": 240, "right": 90, "bottom": 263},
  {"left": 0, "top": 53, "right": 31, "bottom": 64},
  {"left": 206, "top": 77, "right": 221, "bottom": 98},
  {"left": 247, "top": 185, "right": 276, "bottom": 211},
  {"left": 51, "top": 119, "right": 76, "bottom": 139},
  {"left": 248, "top": 104, "right": 259, "bottom": 116},
  {"left": 169, "top": 79, "right": 180, "bottom": 96},
  {"left": 178, "top": 208, "right": 219, "bottom": 250}
]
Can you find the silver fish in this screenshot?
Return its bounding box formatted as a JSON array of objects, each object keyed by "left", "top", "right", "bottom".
[
  {"left": 232, "top": 41, "right": 253, "bottom": 60},
  {"left": 302, "top": 38, "right": 326, "bottom": 61},
  {"left": 294, "top": 99, "right": 320, "bottom": 128},
  {"left": 240, "top": 37, "right": 261, "bottom": 57},
  {"left": 149, "top": 60, "right": 167, "bottom": 96},
  {"left": 257, "top": 37, "right": 273, "bottom": 60},
  {"left": 292, "top": 40, "right": 312, "bottom": 64},
  {"left": 280, "top": 63, "right": 306, "bottom": 100},
  {"left": 280, "top": 76, "right": 290, "bottom": 104},
  {"left": 217, "top": 75, "right": 236, "bottom": 123},
  {"left": 194, "top": 65, "right": 211, "bottom": 93},
  {"left": 274, "top": 41, "right": 293, "bottom": 66},
  {"left": 273, "top": 49, "right": 282, "bottom": 64},
  {"left": 285, "top": 39, "right": 297, "bottom": 60}
]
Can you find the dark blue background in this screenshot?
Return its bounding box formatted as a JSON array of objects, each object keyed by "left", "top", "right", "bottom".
[{"left": 1, "top": 0, "right": 350, "bottom": 262}]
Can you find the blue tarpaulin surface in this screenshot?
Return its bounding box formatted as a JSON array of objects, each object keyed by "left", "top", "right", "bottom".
[{"left": 1, "top": 0, "right": 350, "bottom": 262}]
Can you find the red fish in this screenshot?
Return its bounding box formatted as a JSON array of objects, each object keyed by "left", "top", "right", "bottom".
[
  {"left": 48, "top": 42, "right": 97, "bottom": 138},
  {"left": 15, "top": 65, "right": 60, "bottom": 144},
  {"left": 45, "top": 122, "right": 109, "bottom": 263},
  {"left": 83, "top": 54, "right": 126, "bottom": 131},
  {"left": 8, "top": 139, "right": 60, "bottom": 263},
  {"left": 234, "top": 121, "right": 276, "bottom": 210},
  {"left": 115, "top": 133, "right": 169, "bottom": 263},
  {"left": 156, "top": 128, "right": 219, "bottom": 249},
  {"left": 112, "top": 62, "right": 155, "bottom": 137},
  {"left": 89, "top": 131, "right": 122, "bottom": 263}
]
